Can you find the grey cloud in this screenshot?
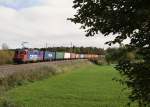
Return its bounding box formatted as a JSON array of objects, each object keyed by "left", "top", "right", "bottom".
[{"left": 0, "top": 0, "right": 113, "bottom": 49}]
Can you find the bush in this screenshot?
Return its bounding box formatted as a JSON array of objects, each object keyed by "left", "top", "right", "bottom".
[
  {"left": 90, "top": 59, "right": 106, "bottom": 65},
  {"left": 0, "top": 50, "right": 14, "bottom": 65},
  {"left": 0, "top": 65, "right": 59, "bottom": 91}
]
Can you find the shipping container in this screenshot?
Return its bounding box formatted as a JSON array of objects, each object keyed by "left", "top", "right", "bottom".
[
  {"left": 76, "top": 54, "right": 80, "bottom": 59},
  {"left": 70, "top": 53, "right": 76, "bottom": 59},
  {"left": 90, "top": 54, "right": 98, "bottom": 60},
  {"left": 44, "top": 51, "right": 55, "bottom": 61},
  {"left": 85, "top": 54, "right": 89, "bottom": 59},
  {"left": 88, "top": 54, "right": 92, "bottom": 59},
  {"left": 64, "top": 53, "right": 70, "bottom": 59},
  {"left": 91, "top": 54, "right": 94, "bottom": 59},
  {"left": 56, "top": 52, "right": 64, "bottom": 60},
  {"left": 28, "top": 50, "right": 40, "bottom": 61},
  {"left": 80, "top": 54, "right": 84, "bottom": 59},
  {"left": 95, "top": 55, "right": 99, "bottom": 58},
  {"left": 38, "top": 51, "right": 44, "bottom": 61}
]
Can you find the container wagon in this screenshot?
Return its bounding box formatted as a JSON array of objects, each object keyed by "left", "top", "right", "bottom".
[
  {"left": 64, "top": 52, "right": 71, "bottom": 60},
  {"left": 55, "top": 52, "right": 64, "bottom": 60},
  {"left": 44, "top": 51, "right": 55, "bottom": 61},
  {"left": 13, "top": 49, "right": 101, "bottom": 64}
]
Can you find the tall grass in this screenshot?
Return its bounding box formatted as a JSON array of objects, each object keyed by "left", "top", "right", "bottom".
[
  {"left": 0, "top": 50, "right": 14, "bottom": 65},
  {"left": 0, "top": 66, "right": 57, "bottom": 92},
  {"left": 0, "top": 65, "right": 59, "bottom": 106},
  {"left": 0, "top": 60, "right": 89, "bottom": 94}
]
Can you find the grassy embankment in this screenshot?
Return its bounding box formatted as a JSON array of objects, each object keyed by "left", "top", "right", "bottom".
[
  {"left": 0, "top": 61, "right": 137, "bottom": 107},
  {"left": 0, "top": 60, "right": 86, "bottom": 94},
  {"left": 0, "top": 50, "right": 14, "bottom": 65}
]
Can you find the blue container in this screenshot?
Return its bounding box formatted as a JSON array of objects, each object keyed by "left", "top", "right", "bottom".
[
  {"left": 28, "top": 50, "right": 40, "bottom": 61},
  {"left": 44, "top": 51, "right": 56, "bottom": 61}
]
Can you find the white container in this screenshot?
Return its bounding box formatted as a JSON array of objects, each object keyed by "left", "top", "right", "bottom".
[
  {"left": 80, "top": 54, "right": 84, "bottom": 59},
  {"left": 64, "top": 53, "right": 71, "bottom": 59},
  {"left": 76, "top": 54, "right": 80, "bottom": 59}
]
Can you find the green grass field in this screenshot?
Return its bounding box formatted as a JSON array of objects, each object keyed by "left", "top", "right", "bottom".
[{"left": 1, "top": 64, "right": 137, "bottom": 107}]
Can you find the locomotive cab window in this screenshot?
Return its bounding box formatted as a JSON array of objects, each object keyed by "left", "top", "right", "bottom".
[{"left": 20, "top": 51, "right": 26, "bottom": 54}]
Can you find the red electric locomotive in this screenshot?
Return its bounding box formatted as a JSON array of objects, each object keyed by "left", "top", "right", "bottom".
[{"left": 13, "top": 49, "right": 28, "bottom": 63}]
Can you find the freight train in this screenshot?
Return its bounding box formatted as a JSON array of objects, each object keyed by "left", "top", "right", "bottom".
[{"left": 13, "top": 49, "right": 100, "bottom": 64}]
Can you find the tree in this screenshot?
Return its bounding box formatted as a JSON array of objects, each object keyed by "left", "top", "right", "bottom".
[
  {"left": 105, "top": 47, "right": 136, "bottom": 64},
  {"left": 105, "top": 48, "right": 124, "bottom": 64},
  {"left": 69, "top": 0, "right": 150, "bottom": 106},
  {"left": 1, "top": 43, "right": 9, "bottom": 50}
]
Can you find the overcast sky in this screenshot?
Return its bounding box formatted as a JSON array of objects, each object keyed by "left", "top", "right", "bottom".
[{"left": 0, "top": 0, "right": 118, "bottom": 49}]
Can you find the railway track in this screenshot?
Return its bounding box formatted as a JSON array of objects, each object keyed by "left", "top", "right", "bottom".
[{"left": 0, "top": 59, "right": 87, "bottom": 78}]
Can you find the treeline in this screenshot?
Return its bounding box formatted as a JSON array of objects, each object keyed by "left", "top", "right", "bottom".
[
  {"left": 105, "top": 47, "right": 142, "bottom": 64},
  {"left": 40, "top": 46, "right": 105, "bottom": 55}
]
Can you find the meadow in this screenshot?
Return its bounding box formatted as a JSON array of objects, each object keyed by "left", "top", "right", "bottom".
[{"left": 0, "top": 62, "right": 137, "bottom": 107}]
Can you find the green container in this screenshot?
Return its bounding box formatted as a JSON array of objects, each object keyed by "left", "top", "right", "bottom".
[{"left": 56, "top": 52, "right": 64, "bottom": 60}]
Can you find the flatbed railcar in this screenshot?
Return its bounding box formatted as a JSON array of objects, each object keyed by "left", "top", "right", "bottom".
[{"left": 13, "top": 49, "right": 99, "bottom": 64}]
